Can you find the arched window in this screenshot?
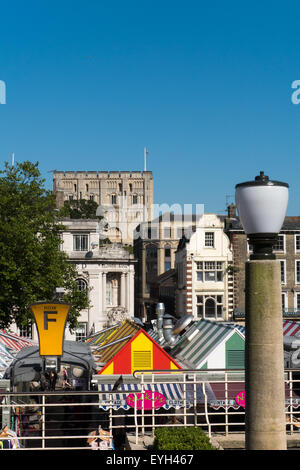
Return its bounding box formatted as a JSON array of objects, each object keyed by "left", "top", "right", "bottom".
[
  {"left": 77, "top": 278, "right": 88, "bottom": 292},
  {"left": 205, "top": 298, "right": 216, "bottom": 318}
]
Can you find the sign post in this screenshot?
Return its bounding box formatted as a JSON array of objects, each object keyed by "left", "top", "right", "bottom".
[{"left": 29, "top": 302, "right": 71, "bottom": 357}]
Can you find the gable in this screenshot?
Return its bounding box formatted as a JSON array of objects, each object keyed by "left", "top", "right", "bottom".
[{"left": 99, "top": 329, "right": 181, "bottom": 375}]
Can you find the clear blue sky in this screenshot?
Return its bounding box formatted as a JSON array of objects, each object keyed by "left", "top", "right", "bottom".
[{"left": 1, "top": 0, "right": 300, "bottom": 215}]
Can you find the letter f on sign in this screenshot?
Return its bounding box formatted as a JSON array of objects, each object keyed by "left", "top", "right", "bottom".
[{"left": 44, "top": 311, "right": 57, "bottom": 330}]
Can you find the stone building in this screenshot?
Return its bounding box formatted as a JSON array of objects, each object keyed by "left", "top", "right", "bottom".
[
  {"left": 175, "top": 214, "right": 234, "bottom": 321},
  {"left": 61, "top": 219, "right": 136, "bottom": 338},
  {"left": 224, "top": 204, "right": 300, "bottom": 322},
  {"left": 133, "top": 213, "right": 201, "bottom": 320},
  {"left": 53, "top": 170, "right": 154, "bottom": 245}
]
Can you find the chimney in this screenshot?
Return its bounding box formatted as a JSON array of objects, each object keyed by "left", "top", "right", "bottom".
[{"left": 227, "top": 203, "right": 237, "bottom": 218}]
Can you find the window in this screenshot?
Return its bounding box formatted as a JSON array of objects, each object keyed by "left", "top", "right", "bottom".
[
  {"left": 73, "top": 234, "right": 88, "bottom": 251},
  {"left": 19, "top": 324, "right": 32, "bottom": 339},
  {"left": 132, "top": 194, "right": 138, "bottom": 204},
  {"left": 196, "top": 261, "right": 223, "bottom": 282},
  {"left": 282, "top": 293, "right": 287, "bottom": 312},
  {"left": 296, "top": 294, "right": 300, "bottom": 311},
  {"left": 163, "top": 227, "right": 171, "bottom": 238},
  {"left": 177, "top": 228, "right": 184, "bottom": 238},
  {"left": 280, "top": 260, "right": 286, "bottom": 284},
  {"left": 165, "top": 248, "right": 171, "bottom": 258},
  {"left": 196, "top": 295, "right": 223, "bottom": 319},
  {"left": 164, "top": 261, "right": 171, "bottom": 271},
  {"left": 226, "top": 350, "right": 244, "bottom": 369},
  {"left": 296, "top": 235, "right": 300, "bottom": 251},
  {"left": 205, "top": 232, "right": 214, "bottom": 247},
  {"left": 147, "top": 226, "right": 158, "bottom": 239},
  {"left": 273, "top": 235, "right": 284, "bottom": 251},
  {"left": 77, "top": 278, "right": 88, "bottom": 292},
  {"left": 75, "top": 323, "right": 87, "bottom": 342},
  {"left": 296, "top": 261, "right": 300, "bottom": 283},
  {"left": 111, "top": 194, "right": 117, "bottom": 204}
]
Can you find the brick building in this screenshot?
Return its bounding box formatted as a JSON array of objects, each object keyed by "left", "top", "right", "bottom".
[
  {"left": 224, "top": 204, "right": 300, "bottom": 321},
  {"left": 175, "top": 213, "right": 234, "bottom": 321}
]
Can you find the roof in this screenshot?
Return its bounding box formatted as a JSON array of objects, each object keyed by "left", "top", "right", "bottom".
[
  {"left": 4, "top": 340, "right": 96, "bottom": 384},
  {"left": 170, "top": 319, "right": 245, "bottom": 369},
  {"left": 227, "top": 216, "right": 300, "bottom": 232},
  {"left": 98, "top": 328, "right": 181, "bottom": 374},
  {"left": 91, "top": 320, "right": 141, "bottom": 367},
  {"left": 86, "top": 324, "right": 121, "bottom": 347},
  {"left": 0, "top": 330, "right": 37, "bottom": 352}
]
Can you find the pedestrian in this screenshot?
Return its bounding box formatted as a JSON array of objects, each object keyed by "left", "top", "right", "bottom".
[{"left": 49, "top": 369, "right": 57, "bottom": 391}]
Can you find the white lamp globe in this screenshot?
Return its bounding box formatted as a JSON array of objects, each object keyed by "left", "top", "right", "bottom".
[{"left": 235, "top": 171, "right": 289, "bottom": 259}]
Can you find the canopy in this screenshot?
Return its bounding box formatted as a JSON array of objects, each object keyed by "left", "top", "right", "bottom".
[
  {"left": 208, "top": 381, "right": 300, "bottom": 410},
  {"left": 97, "top": 382, "right": 216, "bottom": 410},
  {"left": 0, "top": 330, "right": 36, "bottom": 352}
]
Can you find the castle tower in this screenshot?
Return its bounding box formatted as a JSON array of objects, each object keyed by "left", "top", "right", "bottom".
[{"left": 53, "top": 170, "right": 154, "bottom": 245}]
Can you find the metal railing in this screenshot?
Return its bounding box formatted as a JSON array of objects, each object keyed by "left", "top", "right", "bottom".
[{"left": 1, "top": 369, "right": 300, "bottom": 450}]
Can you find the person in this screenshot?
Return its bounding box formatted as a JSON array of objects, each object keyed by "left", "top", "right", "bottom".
[
  {"left": 0, "top": 425, "right": 20, "bottom": 449},
  {"left": 62, "top": 367, "right": 71, "bottom": 389},
  {"left": 49, "top": 369, "right": 57, "bottom": 391},
  {"left": 87, "top": 426, "right": 114, "bottom": 450}
]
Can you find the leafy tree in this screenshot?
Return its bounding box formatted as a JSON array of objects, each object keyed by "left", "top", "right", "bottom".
[
  {"left": 0, "top": 161, "right": 89, "bottom": 330},
  {"left": 59, "top": 198, "right": 99, "bottom": 219}
]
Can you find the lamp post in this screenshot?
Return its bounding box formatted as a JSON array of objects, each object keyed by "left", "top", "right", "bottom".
[{"left": 235, "top": 171, "right": 289, "bottom": 450}]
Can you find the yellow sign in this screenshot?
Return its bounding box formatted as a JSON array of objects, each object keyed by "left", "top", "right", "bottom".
[{"left": 29, "top": 302, "right": 71, "bottom": 356}]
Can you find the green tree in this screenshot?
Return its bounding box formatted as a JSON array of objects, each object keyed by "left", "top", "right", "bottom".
[
  {"left": 59, "top": 198, "right": 99, "bottom": 219},
  {"left": 0, "top": 161, "right": 89, "bottom": 330}
]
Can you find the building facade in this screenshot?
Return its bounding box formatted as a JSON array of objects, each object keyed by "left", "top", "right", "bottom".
[
  {"left": 133, "top": 213, "right": 201, "bottom": 320},
  {"left": 224, "top": 205, "right": 300, "bottom": 322},
  {"left": 175, "top": 214, "right": 234, "bottom": 321},
  {"left": 53, "top": 170, "right": 154, "bottom": 245},
  {"left": 61, "top": 219, "right": 136, "bottom": 338}
]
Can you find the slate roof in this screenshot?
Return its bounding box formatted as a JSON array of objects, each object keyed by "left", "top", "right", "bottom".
[{"left": 227, "top": 216, "right": 300, "bottom": 232}]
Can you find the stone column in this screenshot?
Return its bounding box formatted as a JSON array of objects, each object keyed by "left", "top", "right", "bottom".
[
  {"left": 129, "top": 267, "right": 135, "bottom": 316},
  {"left": 245, "top": 260, "right": 287, "bottom": 450},
  {"left": 88, "top": 271, "right": 101, "bottom": 332},
  {"left": 126, "top": 272, "right": 130, "bottom": 312},
  {"left": 102, "top": 272, "right": 107, "bottom": 319},
  {"left": 121, "top": 272, "right": 126, "bottom": 308},
  {"left": 99, "top": 271, "right": 103, "bottom": 325}
]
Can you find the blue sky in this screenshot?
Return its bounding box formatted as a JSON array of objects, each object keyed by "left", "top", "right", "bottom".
[{"left": 1, "top": 1, "right": 300, "bottom": 215}]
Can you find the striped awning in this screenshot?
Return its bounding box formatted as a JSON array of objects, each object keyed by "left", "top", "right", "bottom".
[
  {"left": 0, "top": 330, "right": 36, "bottom": 352},
  {"left": 97, "top": 382, "right": 213, "bottom": 410},
  {"left": 209, "top": 381, "right": 300, "bottom": 410}
]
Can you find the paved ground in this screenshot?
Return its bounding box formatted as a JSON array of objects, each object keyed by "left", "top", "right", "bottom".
[{"left": 126, "top": 432, "right": 300, "bottom": 450}]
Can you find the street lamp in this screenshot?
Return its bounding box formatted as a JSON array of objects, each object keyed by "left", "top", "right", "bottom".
[
  {"left": 235, "top": 171, "right": 289, "bottom": 259},
  {"left": 235, "top": 171, "right": 289, "bottom": 450}
]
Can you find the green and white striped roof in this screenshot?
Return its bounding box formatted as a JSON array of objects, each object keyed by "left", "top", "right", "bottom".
[{"left": 171, "top": 319, "right": 245, "bottom": 369}]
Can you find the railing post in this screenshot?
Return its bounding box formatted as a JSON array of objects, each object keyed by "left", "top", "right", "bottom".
[{"left": 42, "top": 394, "right": 46, "bottom": 449}]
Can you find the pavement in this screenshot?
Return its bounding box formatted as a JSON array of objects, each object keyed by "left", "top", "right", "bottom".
[{"left": 125, "top": 432, "right": 300, "bottom": 450}]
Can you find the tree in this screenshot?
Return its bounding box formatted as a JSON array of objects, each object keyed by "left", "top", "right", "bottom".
[
  {"left": 59, "top": 198, "right": 99, "bottom": 219},
  {"left": 0, "top": 161, "right": 89, "bottom": 330}
]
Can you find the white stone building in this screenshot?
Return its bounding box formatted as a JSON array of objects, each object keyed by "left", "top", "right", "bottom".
[
  {"left": 175, "top": 214, "right": 234, "bottom": 321},
  {"left": 61, "top": 219, "right": 136, "bottom": 339}
]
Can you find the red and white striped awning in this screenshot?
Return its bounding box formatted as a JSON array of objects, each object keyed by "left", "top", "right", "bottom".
[
  {"left": 0, "top": 330, "right": 36, "bottom": 352},
  {"left": 283, "top": 321, "right": 300, "bottom": 337}
]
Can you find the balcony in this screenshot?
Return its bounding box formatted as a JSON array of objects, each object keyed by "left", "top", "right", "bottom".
[{"left": 233, "top": 308, "right": 300, "bottom": 320}]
